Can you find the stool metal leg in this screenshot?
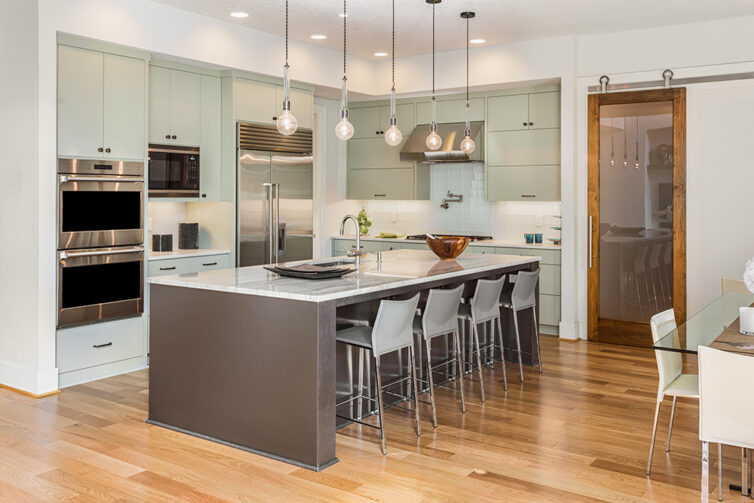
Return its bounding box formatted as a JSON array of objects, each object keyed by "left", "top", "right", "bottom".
[
  {"left": 425, "top": 337, "right": 438, "bottom": 428},
  {"left": 665, "top": 395, "right": 677, "bottom": 452},
  {"left": 453, "top": 329, "right": 466, "bottom": 413},
  {"left": 374, "top": 355, "right": 387, "bottom": 455},
  {"left": 472, "top": 321, "right": 486, "bottom": 403},
  {"left": 512, "top": 309, "right": 525, "bottom": 383},
  {"left": 495, "top": 316, "right": 509, "bottom": 391},
  {"left": 409, "top": 345, "right": 422, "bottom": 436},
  {"left": 532, "top": 306, "right": 542, "bottom": 374},
  {"left": 346, "top": 345, "right": 354, "bottom": 416},
  {"left": 357, "top": 347, "right": 364, "bottom": 420}
]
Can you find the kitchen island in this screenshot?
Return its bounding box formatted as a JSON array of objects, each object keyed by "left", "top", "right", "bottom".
[{"left": 148, "top": 249, "right": 540, "bottom": 471}]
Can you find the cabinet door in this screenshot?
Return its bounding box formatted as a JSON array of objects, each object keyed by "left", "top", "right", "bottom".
[
  {"left": 349, "top": 106, "right": 382, "bottom": 139},
  {"left": 380, "top": 103, "right": 416, "bottom": 133},
  {"left": 103, "top": 53, "right": 145, "bottom": 160},
  {"left": 487, "top": 165, "right": 561, "bottom": 201},
  {"left": 200, "top": 75, "right": 222, "bottom": 201},
  {"left": 347, "top": 168, "right": 414, "bottom": 200},
  {"left": 275, "top": 87, "right": 314, "bottom": 130},
  {"left": 170, "top": 69, "right": 201, "bottom": 146},
  {"left": 149, "top": 66, "right": 171, "bottom": 144},
  {"left": 487, "top": 94, "right": 529, "bottom": 131},
  {"left": 487, "top": 129, "right": 560, "bottom": 165},
  {"left": 57, "top": 45, "right": 103, "bottom": 158},
  {"left": 528, "top": 91, "right": 560, "bottom": 130},
  {"left": 539, "top": 264, "right": 561, "bottom": 295},
  {"left": 539, "top": 294, "right": 561, "bottom": 326},
  {"left": 235, "top": 78, "right": 276, "bottom": 124},
  {"left": 348, "top": 137, "right": 413, "bottom": 169}
]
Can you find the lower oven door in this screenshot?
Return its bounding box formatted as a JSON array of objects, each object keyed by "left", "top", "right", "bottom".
[{"left": 58, "top": 246, "right": 144, "bottom": 328}]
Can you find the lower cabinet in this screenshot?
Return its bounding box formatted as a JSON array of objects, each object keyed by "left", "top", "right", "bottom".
[{"left": 148, "top": 253, "right": 230, "bottom": 277}]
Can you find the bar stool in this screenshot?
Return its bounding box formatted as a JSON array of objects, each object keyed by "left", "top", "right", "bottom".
[
  {"left": 335, "top": 293, "right": 422, "bottom": 455},
  {"left": 412, "top": 284, "right": 466, "bottom": 428},
  {"left": 458, "top": 275, "right": 508, "bottom": 401},
  {"left": 500, "top": 269, "right": 542, "bottom": 378}
]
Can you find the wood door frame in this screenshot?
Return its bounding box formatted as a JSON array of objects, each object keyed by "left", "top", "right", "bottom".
[{"left": 587, "top": 89, "right": 686, "bottom": 344}]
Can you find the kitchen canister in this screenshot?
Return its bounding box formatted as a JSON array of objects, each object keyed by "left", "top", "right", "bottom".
[
  {"left": 740, "top": 307, "right": 754, "bottom": 335},
  {"left": 179, "top": 222, "right": 199, "bottom": 250},
  {"left": 159, "top": 234, "right": 173, "bottom": 252}
]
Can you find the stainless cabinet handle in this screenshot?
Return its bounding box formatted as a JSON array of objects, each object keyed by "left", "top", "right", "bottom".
[
  {"left": 588, "top": 215, "right": 593, "bottom": 269},
  {"left": 97, "top": 147, "right": 104, "bottom": 152},
  {"left": 521, "top": 194, "right": 536, "bottom": 198},
  {"left": 159, "top": 266, "right": 176, "bottom": 271},
  {"left": 374, "top": 194, "right": 386, "bottom": 197},
  {"left": 165, "top": 134, "right": 171, "bottom": 139},
  {"left": 171, "top": 135, "right": 176, "bottom": 140},
  {"left": 202, "top": 262, "right": 217, "bottom": 266},
  {"left": 93, "top": 342, "right": 112, "bottom": 349},
  {"left": 105, "top": 148, "right": 111, "bottom": 153}
]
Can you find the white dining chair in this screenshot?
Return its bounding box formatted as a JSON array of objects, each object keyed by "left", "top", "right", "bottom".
[
  {"left": 646, "top": 308, "right": 699, "bottom": 476},
  {"left": 699, "top": 346, "right": 754, "bottom": 502}
]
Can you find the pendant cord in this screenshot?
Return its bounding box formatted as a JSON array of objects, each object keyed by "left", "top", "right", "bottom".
[
  {"left": 465, "top": 17, "right": 469, "bottom": 103},
  {"left": 431, "top": 3, "right": 435, "bottom": 97},
  {"left": 391, "top": 0, "right": 395, "bottom": 88},
  {"left": 343, "top": 0, "right": 347, "bottom": 76},
  {"left": 285, "top": 0, "right": 288, "bottom": 66}
]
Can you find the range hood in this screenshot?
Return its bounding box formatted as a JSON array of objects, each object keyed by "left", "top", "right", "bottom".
[{"left": 400, "top": 121, "right": 484, "bottom": 163}]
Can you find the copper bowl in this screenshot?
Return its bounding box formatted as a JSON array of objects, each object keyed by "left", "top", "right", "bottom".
[{"left": 426, "top": 236, "right": 470, "bottom": 260}]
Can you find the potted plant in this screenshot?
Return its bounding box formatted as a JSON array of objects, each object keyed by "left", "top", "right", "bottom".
[{"left": 357, "top": 209, "right": 372, "bottom": 236}]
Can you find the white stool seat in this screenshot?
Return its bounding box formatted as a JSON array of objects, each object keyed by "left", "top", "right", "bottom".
[
  {"left": 335, "top": 325, "right": 373, "bottom": 349},
  {"left": 664, "top": 373, "right": 699, "bottom": 398}
]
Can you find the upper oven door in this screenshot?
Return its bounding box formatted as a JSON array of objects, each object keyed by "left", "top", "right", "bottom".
[
  {"left": 58, "top": 174, "right": 144, "bottom": 250},
  {"left": 148, "top": 146, "right": 200, "bottom": 197}
]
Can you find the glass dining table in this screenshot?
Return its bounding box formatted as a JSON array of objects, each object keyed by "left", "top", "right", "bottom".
[
  {"left": 652, "top": 291, "right": 754, "bottom": 497},
  {"left": 652, "top": 292, "right": 754, "bottom": 354}
]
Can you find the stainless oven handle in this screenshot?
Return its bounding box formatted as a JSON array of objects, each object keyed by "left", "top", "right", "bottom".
[
  {"left": 60, "top": 175, "right": 145, "bottom": 183},
  {"left": 59, "top": 246, "right": 144, "bottom": 260},
  {"left": 148, "top": 147, "right": 200, "bottom": 155}
]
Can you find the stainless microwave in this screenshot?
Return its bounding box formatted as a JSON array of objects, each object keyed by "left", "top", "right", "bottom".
[{"left": 148, "top": 145, "right": 200, "bottom": 197}]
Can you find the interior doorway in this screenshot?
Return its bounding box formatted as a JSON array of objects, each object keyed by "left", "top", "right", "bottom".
[{"left": 587, "top": 89, "right": 686, "bottom": 346}]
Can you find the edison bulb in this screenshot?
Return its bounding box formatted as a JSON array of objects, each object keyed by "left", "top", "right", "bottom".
[
  {"left": 426, "top": 130, "right": 442, "bottom": 151},
  {"left": 335, "top": 118, "right": 354, "bottom": 141},
  {"left": 276, "top": 109, "right": 298, "bottom": 136},
  {"left": 384, "top": 125, "right": 402, "bottom": 146},
  {"left": 460, "top": 135, "right": 476, "bottom": 154}
]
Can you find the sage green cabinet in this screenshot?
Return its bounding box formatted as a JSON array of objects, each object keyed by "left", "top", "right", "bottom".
[
  {"left": 347, "top": 168, "right": 415, "bottom": 200},
  {"left": 58, "top": 44, "right": 146, "bottom": 160},
  {"left": 487, "top": 165, "right": 560, "bottom": 201},
  {"left": 199, "top": 75, "right": 222, "bottom": 201},
  {"left": 149, "top": 66, "right": 201, "bottom": 146},
  {"left": 416, "top": 98, "right": 484, "bottom": 124},
  {"left": 234, "top": 78, "right": 313, "bottom": 129},
  {"left": 350, "top": 103, "right": 414, "bottom": 138},
  {"left": 488, "top": 92, "right": 560, "bottom": 131},
  {"left": 488, "top": 129, "right": 560, "bottom": 166}
]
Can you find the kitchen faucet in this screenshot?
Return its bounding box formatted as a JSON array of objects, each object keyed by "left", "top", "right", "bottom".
[{"left": 339, "top": 214, "right": 362, "bottom": 270}]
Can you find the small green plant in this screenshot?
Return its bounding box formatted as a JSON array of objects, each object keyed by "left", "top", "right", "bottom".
[{"left": 357, "top": 209, "right": 372, "bottom": 236}]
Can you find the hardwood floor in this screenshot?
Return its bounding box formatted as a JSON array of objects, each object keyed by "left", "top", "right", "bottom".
[{"left": 0, "top": 338, "right": 746, "bottom": 502}]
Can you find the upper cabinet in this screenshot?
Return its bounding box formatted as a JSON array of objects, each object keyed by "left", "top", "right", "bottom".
[
  {"left": 234, "top": 78, "right": 313, "bottom": 130},
  {"left": 149, "top": 67, "right": 201, "bottom": 146},
  {"left": 487, "top": 91, "right": 560, "bottom": 131},
  {"left": 58, "top": 44, "right": 146, "bottom": 160},
  {"left": 416, "top": 98, "right": 484, "bottom": 125}
]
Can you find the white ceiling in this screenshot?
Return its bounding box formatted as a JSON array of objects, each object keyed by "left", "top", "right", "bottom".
[{"left": 150, "top": 0, "right": 754, "bottom": 60}]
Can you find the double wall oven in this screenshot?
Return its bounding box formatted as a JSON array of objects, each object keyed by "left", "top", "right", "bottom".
[{"left": 57, "top": 159, "right": 145, "bottom": 328}]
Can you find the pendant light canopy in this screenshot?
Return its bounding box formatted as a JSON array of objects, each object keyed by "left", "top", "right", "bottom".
[
  {"left": 276, "top": 0, "right": 298, "bottom": 136},
  {"left": 384, "top": 0, "right": 402, "bottom": 146},
  {"left": 335, "top": 0, "right": 354, "bottom": 141},
  {"left": 425, "top": 0, "right": 442, "bottom": 151},
  {"left": 460, "top": 11, "right": 476, "bottom": 154}
]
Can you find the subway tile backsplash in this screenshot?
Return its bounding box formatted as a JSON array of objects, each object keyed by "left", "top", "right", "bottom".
[{"left": 357, "top": 162, "right": 562, "bottom": 242}]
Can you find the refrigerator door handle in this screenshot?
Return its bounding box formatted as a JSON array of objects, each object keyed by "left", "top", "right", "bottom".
[
  {"left": 274, "top": 184, "right": 281, "bottom": 263},
  {"left": 278, "top": 223, "right": 287, "bottom": 256},
  {"left": 263, "top": 183, "right": 274, "bottom": 265}
]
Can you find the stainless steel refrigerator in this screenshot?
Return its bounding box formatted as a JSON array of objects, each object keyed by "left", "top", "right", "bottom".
[{"left": 236, "top": 122, "right": 314, "bottom": 267}]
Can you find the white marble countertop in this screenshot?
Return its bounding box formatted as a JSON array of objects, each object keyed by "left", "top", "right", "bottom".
[
  {"left": 148, "top": 249, "right": 231, "bottom": 261},
  {"left": 331, "top": 235, "right": 562, "bottom": 251},
  {"left": 148, "top": 249, "right": 540, "bottom": 303}
]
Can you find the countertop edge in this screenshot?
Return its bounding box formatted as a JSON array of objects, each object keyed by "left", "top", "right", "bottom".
[{"left": 330, "top": 235, "right": 562, "bottom": 251}]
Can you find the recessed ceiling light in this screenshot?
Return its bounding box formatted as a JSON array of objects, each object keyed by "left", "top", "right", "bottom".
[
  {"left": 470, "top": 38, "right": 485, "bottom": 44},
  {"left": 230, "top": 11, "right": 249, "bottom": 18},
  {"left": 339, "top": 12, "right": 349, "bottom": 17},
  {"left": 373, "top": 52, "right": 388, "bottom": 57},
  {"left": 310, "top": 34, "right": 327, "bottom": 40}
]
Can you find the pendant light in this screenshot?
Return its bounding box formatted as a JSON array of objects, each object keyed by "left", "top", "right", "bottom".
[
  {"left": 460, "top": 11, "right": 476, "bottom": 154},
  {"left": 276, "top": 0, "right": 298, "bottom": 136},
  {"left": 335, "top": 0, "right": 354, "bottom": 141},
  {"left": 384, "top": 0, "right": 402, "bottom": 146},
  {"left": 425, "top": 0, "right": 442, "bottom": 151}
]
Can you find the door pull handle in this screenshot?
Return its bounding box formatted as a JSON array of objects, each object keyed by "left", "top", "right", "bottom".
[{"left": 93, "top": 342, "right": 112, "bottom": 349}]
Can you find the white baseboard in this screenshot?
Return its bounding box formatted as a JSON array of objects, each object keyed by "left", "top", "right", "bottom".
[
  {"left": 0, "top": 359, "right": 59, "bottom": 395},
  {"left": 58, "top": 356, "right": 147, "bottom": 388},
  {"left": 558, "top": 320, "right": 581, "bottom": 340}
]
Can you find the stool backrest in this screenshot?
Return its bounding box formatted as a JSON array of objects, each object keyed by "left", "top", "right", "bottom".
[
  {"left": 650, "top": 308, "right": 681, "bottom": 400},
  {"left": 699, "top": 346, "right": 754, "bottom": 449},
  {"left": 511, "top": 269, "right": 539, "bottom": 310},
  {"left": 422, "top": 284, "right": 465, "bottom": 339},
  {"left": 371, "top": 293, "right": 421, "bottom": 357},
  {"left": 470, "top": 275, "right": 506, "bottom": 323}
]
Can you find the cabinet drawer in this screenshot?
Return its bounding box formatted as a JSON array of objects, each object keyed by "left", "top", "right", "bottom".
[
  {"left": 487, "top": 165, "right": 560, "bottom": 201},
  {"left": 57, "top": 317, "right": 144, "bottom": 374},
  {"left": 539, "top": 294, "right": 561, "bottom": 326},
  {"left": 182, "top": 254, "right": 229, "bottom": 273},
  {"left": 148, "top": 258, "right": 188, "bottom": 276},
  {"left": 496, "top": 247, "right": 561, "bottom": 265},
  {"left": 466, "top": 246, "right": 496, "bottom": 255},
  {"left": 347, "top": 168, "right": 414, "bottom": 200},
  {"left": 488, "top": 129, "right": 560, "bottom": 166}
]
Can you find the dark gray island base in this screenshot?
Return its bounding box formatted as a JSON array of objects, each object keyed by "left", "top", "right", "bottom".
[{"left": 148, "top": 250, "right": 541, "bottom": 471}]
